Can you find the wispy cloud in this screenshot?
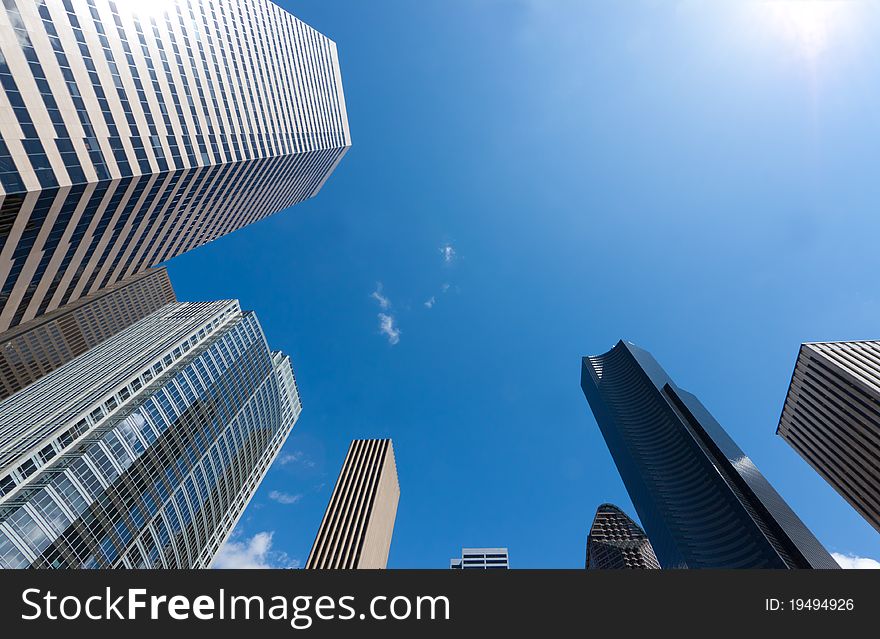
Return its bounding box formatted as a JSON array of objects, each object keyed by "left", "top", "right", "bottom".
[
  {"left": 268, "top": 490, "right": 303, "bottom": 505},
  {"left": 277, "top": 450, "right": 316, "bottom": 469},
  {"left": 440, "top": 243, "right": 456, "bottom": 264},
  {"left": 371, "top": 282, "right": 391, "bottom": 310},
  {"left": 278, "top": 451, "right": 303, "bottom": 465},
  {"left": 378, "top": 313, "right": 401, "bottom": 345},
  {"left": 424, "top": 296, "right": 436, "bottom": 309},
  {"left": 441, "top": 282, "right": 451, "bottom": 293},
  {"left": 832, "top": 553, "right": 880, "bottom": 569},
  {"left": 371, "top": 283, "right": 400, "bottom": 344},
  {"left": 213, "top": 531, "right": 300, "bottom": 569}
]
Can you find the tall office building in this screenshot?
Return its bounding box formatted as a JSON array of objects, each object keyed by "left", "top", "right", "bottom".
[
  {"left": 0, "top": 0, "right": 350, "bottom": 332},
  {"left": 585, "top": 503, "right": 659, "bottom": 569},
  {"left": 449, "top": 548, "right": 509, "bottom": 569},
  {"left": 306, "top": 439, "right": 399, "bottom": 569},
  {"left": 581, "top": 340, "right": 839, "bottom": 569},
  {"left": 0, "top": 300, "right": 301, "bottom": 568},
  {"left": 0, "top": 266, "right": 175, "bottom": 399},
  {"left": 778, "top": 341, "right": 880, "bottom": 534}
]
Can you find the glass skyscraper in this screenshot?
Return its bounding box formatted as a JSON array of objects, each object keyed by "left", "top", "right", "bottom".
[
  {"left": 585, "top": 503, "right": 659, "bottom": 569},
  {"left": 0, "top": 299, "right": 301, "bottom": 568},
  {"left": 581, "top": 340, "right": 839, "bottom": 569},
  {"left": 0, "top": 0, "right": 350, "bottom": 332}
]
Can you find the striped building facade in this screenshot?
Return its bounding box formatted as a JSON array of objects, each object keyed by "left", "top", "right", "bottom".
[
  {"left": 306, "top": 439, "right": 400, "bottom": 570},
  {"left": 0, "top": 0, "right": 350, "bottom": 332},
  {"left": 0, "top": 299, "right": 301, "bottom": 568},
  {"left": 581, "top": 340, "right": 839, "bottom": 569},
  {"left": 0, "top": 266, "right": 175, "bottom": 400},
  {"left": 778, "top": 341, "right": 880, "bottom": 534}
]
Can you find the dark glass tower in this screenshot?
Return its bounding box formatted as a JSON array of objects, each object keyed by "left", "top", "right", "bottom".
[
  {"left": 581, "top": 340, "right": 838, "bottom": 569},
  {"left": 585, "top": 503, "right": 659, "bottom": 569}
]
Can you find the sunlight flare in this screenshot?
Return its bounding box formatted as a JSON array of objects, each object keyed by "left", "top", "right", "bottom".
[{"left": 751, "top": 0, "right": 860, "bottom": 60}]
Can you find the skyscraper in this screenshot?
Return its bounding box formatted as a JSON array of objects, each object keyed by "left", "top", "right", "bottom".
[
  {"left": 0, "top": 266, "right": 175, "bottom": 400},
  {"left": 306, "top": 439, "right": 400, "bottom": 569},
  {"left": 778, "top": 341, "right": 880, "bottom": 534},
  {"left": 449, "top": 548, "right": 509, "bottom": 569},
  {"left": 0, "top": 300, "right": 300, "bottom": 568},
  {"left": 581, "top": 340, "right": 838, "bottom": 569},
  {"left": 585, "top": 503, "right": 659, "bottom": 569},
  {"left": 0, "top": 0, "right": 350, "bottom": 332}
]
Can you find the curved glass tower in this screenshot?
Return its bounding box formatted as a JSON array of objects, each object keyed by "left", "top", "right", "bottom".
[
  {"left": 581, "top": 340, "right": 838, "bottom": 569},
  {"left": 0, "top": 300, "right": 300, "bottom": 568}
]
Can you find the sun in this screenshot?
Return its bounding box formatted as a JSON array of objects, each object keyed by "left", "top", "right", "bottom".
[{"left": 752, "top": 0, "right": 860, "bottom": 60}]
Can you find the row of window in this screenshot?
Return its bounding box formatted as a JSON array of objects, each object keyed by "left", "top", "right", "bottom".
[
  {"left": 0, "top": 303, "right": 237, "bottom": 499},
  {"left": 0, "top": 312, "right": 299, "bottom": 569}
]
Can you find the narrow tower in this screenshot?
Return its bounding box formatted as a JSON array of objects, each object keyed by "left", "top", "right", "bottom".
[{"left": 306, "top": 439, "right": 400, "bottom": 569}]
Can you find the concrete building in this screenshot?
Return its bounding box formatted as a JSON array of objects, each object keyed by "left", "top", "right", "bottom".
[
  {"left": 0, "top": 0, "right": 350, "bottom": 332},
  {"left": 778, "top": 341, "right": 880, "bottom": 534},
  {"left": 0, "top": 267, "right": 175, "bottom": 399},
  {"left": 450, "top": 548, "right": 509, "bottom": 569},
  {"left": 306, "top": 439, "right": 400, "bottom": 569}
]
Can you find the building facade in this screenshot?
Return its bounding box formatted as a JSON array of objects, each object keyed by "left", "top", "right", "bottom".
[
  {"left": 0, "top": 0, "right": 350, "bottom": 332},
  {"left": 585, "top": 503, "right": 659, "bottom": 569},
  {"left": 0, "top": 266, "right": 175, "bottom": 400},
  {"left": 0, "top": 300, "right": 301, "bottom": 568},
  {"left": 450, "top": 548, "right": 509, "bottom": 569},
  {"left": 778, "top": 341, "right": 880, "bottom": 534},
  {"left": 306, "top": 439, "right": 399, "bottom": 569},
  {"left": 581, "top": 340, "right": 839, "bottom": 569}
]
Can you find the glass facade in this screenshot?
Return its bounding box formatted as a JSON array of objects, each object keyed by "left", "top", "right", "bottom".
[
  {"left": 0, "top": 300, "right": 301, "bottom": 568},
  {"left": 0, "top": 0, "right": 350, "bottom": 332},
  {"left": 585, "top": 503, "right": 659, "bottom": 569},
  {"left": 581, "top": 340, "right": 839, "bottom": 569}
]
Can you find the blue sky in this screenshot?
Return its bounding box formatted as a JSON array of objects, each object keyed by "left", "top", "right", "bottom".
[{"left": 166, "top": 0, "right": 880, "bottom": 568}]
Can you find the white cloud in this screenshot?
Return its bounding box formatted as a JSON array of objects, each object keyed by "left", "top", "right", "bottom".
[
  {"left": 213, "top": 531, "right": 300, "bottom": 569},
  {"left": 440, "top": 243, "right": 456, "bottom": 264},
  {"left": 277, "top": 451, "right": 303, "bottom": 465},
  {"left": 424, "top": 296, "right": 436, "bottom": 308},
  {"left": 371, "top": 282, "right": 391, "bottom": 310},
  {"left": 832, "top": 553, "right": 880, "bottom": 569},
  {"left": 277, "top": 450, "right": 316, "bottom": 469},
  {"left": 268, "top": 490, "right": 303, "bottom": 505},
  {"left": 441, "top": 282, "right": 451, "bottom": 293},
  {"left": 378, "top": 313, "right": 400, "bottom": 345}
]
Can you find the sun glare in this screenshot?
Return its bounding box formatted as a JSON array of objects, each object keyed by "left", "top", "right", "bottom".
[
  {"left": 113, "top": 0, "right": 179, "bottom": 21},
  {"left": 753, "top": 0, "right": 859, "bottom": 60}
]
